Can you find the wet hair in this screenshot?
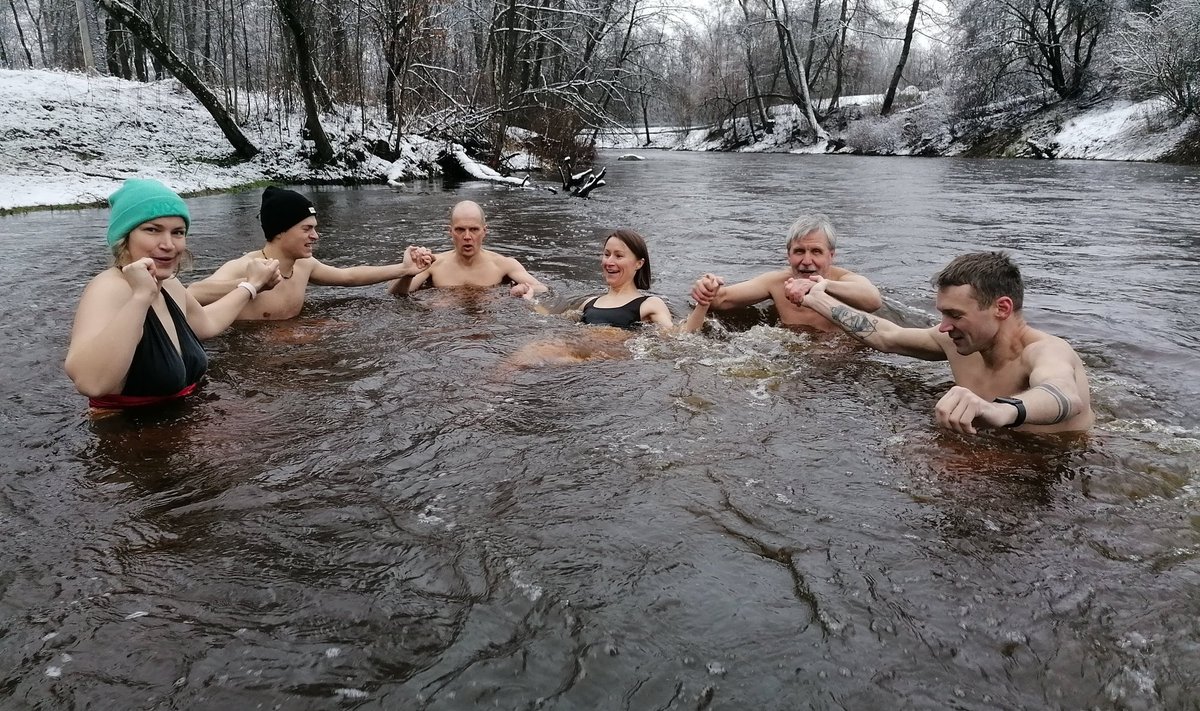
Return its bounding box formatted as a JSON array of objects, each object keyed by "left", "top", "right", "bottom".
[
  {"left": 786, "top": 214, "right": 837, "bottom": 252},
  {"left": 604, "top": 229, "right": 652, "bottom": 290},
  {"left": 110, "top": 236, "right": 194, "bottom": 273},
  {"left": 932, "top": 251, "right": 1024, "bottom": 311}
]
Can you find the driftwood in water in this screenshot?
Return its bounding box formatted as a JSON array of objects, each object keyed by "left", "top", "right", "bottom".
[
  {"left": 571, "top": 167, "right": 606, "bottom": 198},
  {"left": 438, "top": 146, "right": 529, "bottom": 185},
  {"left": 559, "top": 157, "right": 607, "bottom": 198}
]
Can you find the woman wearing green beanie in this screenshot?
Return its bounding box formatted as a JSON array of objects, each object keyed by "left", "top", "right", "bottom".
[{"left": 65, "top": 179, "right": 281, "bottom": 410}]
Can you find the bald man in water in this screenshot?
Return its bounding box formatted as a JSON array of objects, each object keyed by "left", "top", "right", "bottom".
[
  {"left": 788, "top": 251, "right": 1094, "bottom": 434},
  {"left": 387, "top": 201, "right": 547, "bottom": 298}
]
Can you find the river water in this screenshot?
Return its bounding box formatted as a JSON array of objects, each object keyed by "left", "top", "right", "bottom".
[{"left": 1, "top": 151, "right": 1198, "bottom": 709}]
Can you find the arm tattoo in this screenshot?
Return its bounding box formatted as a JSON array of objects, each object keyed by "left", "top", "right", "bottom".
[
  {"left": 830, "top": 305, "right": 877, "bottom": 339},
  {"left": 1033, "top": 382, "right": 1073, "bottom": 424}
]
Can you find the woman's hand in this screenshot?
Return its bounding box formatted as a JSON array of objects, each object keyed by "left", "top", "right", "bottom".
[
  {"left": 245, "top": 258, "right": 281, "bottom": 291},
  {"left": 121, "top": 258, "right": 161, "bottom": 299}
]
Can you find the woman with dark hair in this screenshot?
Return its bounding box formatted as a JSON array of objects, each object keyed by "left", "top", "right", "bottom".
[
  {"left": 578, "top": 229, "right": 675, "bottom": 329},
  {"left": 65, "top": 179, "right": 280, "bottom": 410},
  {"left": 508, "top": 230, "right": 707, "bottom": 367}
]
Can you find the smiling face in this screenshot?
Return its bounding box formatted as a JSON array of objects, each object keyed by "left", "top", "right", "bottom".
[
  {"left": 124, "top": 217, "right": 188, "bottom": 279},
  {"left": 275, "top": 217, "right": 319, "bottom": 259},
  {"left": 601, "top": 235, "right": 645, "bottom": 289},
  {"left": 935, "top": 284, "right": 1002, "bottom": 355},
  {"left": 449, "top": 204, "right": 487, "bottom": 258},
  {"left": 786, "top": 230, "right": 834, "bottom": 279}
]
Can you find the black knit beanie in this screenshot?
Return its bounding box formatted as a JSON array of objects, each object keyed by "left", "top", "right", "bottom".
[{"left": 260, "top": 186, "right": 316, "bottom": 239}]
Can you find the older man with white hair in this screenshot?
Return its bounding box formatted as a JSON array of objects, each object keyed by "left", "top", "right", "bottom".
[{"left": 690, "top": 213, "right": 882, "bottom": 331}]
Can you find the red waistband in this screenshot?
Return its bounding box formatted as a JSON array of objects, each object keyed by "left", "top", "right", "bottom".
[{"left": 88, "top": 382, "right": 199, "bottom": 410}]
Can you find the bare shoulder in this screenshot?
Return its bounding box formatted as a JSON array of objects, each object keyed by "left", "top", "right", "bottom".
[
  {"left": 1023, "top": 330, "right": 1082, "bottom": 361},
  {"left": 757, "top": 268, "right": 792, "bottom": 288},
  {"left": 490, "top": 250, "right": 521, "bottom": 267},
  {"left": 209, "top": 251, "right": 258, "bottom": 275},
  {"left": 82, "top": 268, "right": 127, "bottom": 297},
  {"left": 294, "top": 256, "right": 321, "bottom": 275},
  {"left": 828, "top": 266, "right": 857, "bottom": 280}
]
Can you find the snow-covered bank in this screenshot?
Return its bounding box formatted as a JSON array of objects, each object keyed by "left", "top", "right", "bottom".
[
  {"left": 0, "top": 69, "right": 444, "bottom": 212},
  {"left": 598, "top": 94, "right": 1199, "bottom": 163}
]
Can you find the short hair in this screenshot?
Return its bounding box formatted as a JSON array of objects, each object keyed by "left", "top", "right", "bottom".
[
  {"left": 933, "top": 251, "right": 1024, "bottom": 311},
  {"left": 786, "top": 214, "right": 837, "bottom": 251},
  {"left": 604, "top": 229, "right": 652, "bottom": 290}
]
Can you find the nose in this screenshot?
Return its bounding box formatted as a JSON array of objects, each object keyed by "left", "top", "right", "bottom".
[{"left": 938, "top": 318, "right": 953, "bottom": 333}]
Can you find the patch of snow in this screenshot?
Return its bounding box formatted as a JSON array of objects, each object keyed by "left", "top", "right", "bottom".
[
  {"left": 1051, "top": 98, "right": 1194, "bottom": 161},
  {"left": 0, "top": 68, "right": 441, "bottom": 211}
]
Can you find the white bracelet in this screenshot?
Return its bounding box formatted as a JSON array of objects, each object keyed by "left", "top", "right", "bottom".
[{"left": 237, "top": 281, "right": 257, "bottom": 300}]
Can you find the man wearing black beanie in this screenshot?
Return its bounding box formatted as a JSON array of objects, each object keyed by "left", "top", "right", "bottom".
[{"left": 189, "top": 186, "right": 434, "bottom": 320}]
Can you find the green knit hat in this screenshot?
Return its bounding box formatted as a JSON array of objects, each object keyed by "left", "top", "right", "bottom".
[{"left": 106, "top": 179, "right": 191, "bottom": 247}]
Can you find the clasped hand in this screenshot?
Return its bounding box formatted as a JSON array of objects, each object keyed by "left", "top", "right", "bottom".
[
  {"left": 246, "top": 257, "right": 281, "bottom": 291},
  {"left": 690, "top": 274, "right": 724, "bottom": 306},
  {"left": 403, "top": 245, "right": 435, "bottom": 273},
  {"left": 783, "top": 274, "right": 825, "bottom": 305}
]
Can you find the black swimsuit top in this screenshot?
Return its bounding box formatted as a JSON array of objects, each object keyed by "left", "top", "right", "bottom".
[
  {"left": 121, "top": 290, "right": 208, "bottom": 397},
  {"left": 580, "top": 295, "right": 650, "bottom": 330}
]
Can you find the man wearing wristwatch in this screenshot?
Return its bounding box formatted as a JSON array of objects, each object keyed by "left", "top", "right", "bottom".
[{"left": 784, "top": 251, "right": 1094, "bottom": 434}]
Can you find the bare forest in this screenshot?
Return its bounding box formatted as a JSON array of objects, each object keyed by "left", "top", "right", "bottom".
[{"left": 1, "top": 0, "right": 1197, "bottom": 166}]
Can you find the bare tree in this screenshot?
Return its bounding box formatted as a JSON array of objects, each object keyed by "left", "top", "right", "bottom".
[
  {"left": 96, "top": 0, "right": 260, "bottom": 158},
  {"left": 1113, "top": 0, "right": 1200, "bottom": 117},
  {"left": 881, "top": 0, "right": 919, "bottom": 115},
  {"left": 274, "top": 0, "right": 335, "bottom": 163},
  {"left": 8, "top": 0, "right": 32, "bottom": 65}
]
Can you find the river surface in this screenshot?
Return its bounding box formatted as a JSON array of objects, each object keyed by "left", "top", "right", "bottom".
[{"left": 1, "top": 151, "right": 1199, "bottom": 709}]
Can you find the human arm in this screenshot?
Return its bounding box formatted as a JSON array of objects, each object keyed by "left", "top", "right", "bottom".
[
  {"left": 314, "top": 245, "right": 434, "bottom": 287},
  {"left": 691, "top": 272, "right": 774, "bottom": 310},
  {"left": 504, "top": 258, "right": 548, "bottom": 298},
  {"left": 638, "top": 296, "right": 675, "bottom": 330},
  {"left": 183, "top": 258, "right": 279, "bottom": 339},
  {"left": 816, "top": 271, "right": 882, "bottom": 312},
  {"left": 935, "top": 340, "right": 1088, "bottom": 433},
  {"left": 791, "top": 276, "right": 945, "bottom": 359},
  {"left": 678, "top": 273, "right": 721, "bottom": 333},
  {"left": 64, "top": 260, "right": 160, "bottom": 397},
  {"left": 188, "top": 257, "right": 279, "bottom": 306}
]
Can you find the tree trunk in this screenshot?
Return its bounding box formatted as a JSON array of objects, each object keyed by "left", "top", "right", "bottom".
[
  {"left": 828, "top": 0, "right": 850, "bottom": 111},
  {"left": 22, "top": 0, "right": 46, "bottom": 65},
  {"left": 96, "top": 0, "right": 260, "bottom": 159},
  {"left": 880, "top": 0, "right": 919, "bottom": 116},
  {"left": 274, "top": 0, "right": 335, "bottom": 164},
  {"left": 8, "top": 0, "right": 33, "bottom": 66}
]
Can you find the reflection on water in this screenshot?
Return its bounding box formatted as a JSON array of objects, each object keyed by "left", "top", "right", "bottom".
[{"left": 1, "top": 152, "right": 1198, "bottom": 708}]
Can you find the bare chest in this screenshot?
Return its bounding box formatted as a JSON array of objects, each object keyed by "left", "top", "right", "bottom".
[
  {"left": 773, "top": 296, "right": 837, "bottom": 332},
  {"left": 243, "top": 276, "right": 308, "bottom": 320},
  {"left": 948, "top": 355, "right": 1030, "bottom": 400},
  {"left": 431, "top": 261, "right": 507, "bottom": 288}
]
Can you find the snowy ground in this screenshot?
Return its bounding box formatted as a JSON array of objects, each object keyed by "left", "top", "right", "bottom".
[
  {"left": 0, "top": 69, "right": 442, "bottom": 211},
  {"left": 599, "top": 93, "right": 1196, "bottom": 162},
  {"left": 2, "top": 69, "right": 1194, "bottom": 212}
]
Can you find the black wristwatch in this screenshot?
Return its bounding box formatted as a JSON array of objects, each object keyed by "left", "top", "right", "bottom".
[{"left": 993, "top": 397, "right": 1026, "bottom": 428}]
